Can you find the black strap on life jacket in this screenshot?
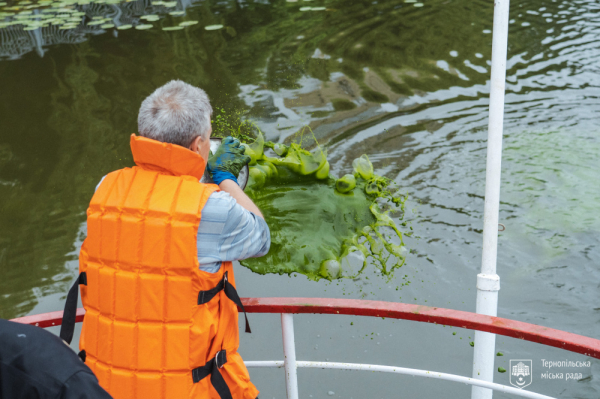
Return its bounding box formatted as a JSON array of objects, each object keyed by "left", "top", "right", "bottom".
[
  {"left": 192, "top": 350, "right": 232, "bottom": 399},
  {"left": 197, "top": 271, "right": 251, "bottom": 333},
  {"left": 60, "top": 272, "right": 87, "bottom": 345}
]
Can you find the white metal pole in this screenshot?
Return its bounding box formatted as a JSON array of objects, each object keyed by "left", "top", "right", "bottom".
[
  {"left": 281, "top": 313, "right": 299, "bottom": 399},
  {"left": 471, "top": 0, "right": 511, "bottom": 398}
]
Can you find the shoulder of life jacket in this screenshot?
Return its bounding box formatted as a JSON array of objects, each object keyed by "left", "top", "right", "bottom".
[{"left": 76, "top": 135, "right": 259, "bottom": 399}]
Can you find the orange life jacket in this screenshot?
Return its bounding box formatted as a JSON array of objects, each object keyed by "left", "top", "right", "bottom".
[{"left": 78, "top": 134, "right": 258, "bottom": 399}]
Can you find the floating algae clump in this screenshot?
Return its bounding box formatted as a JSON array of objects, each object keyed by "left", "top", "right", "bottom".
[
  {"left": 352, "top": 155, "right": 374, "bottom": 180},
  {"left": 335, "top": 174, "right": 356, "bottom": 193},
  {"left": 240, "top": 132, "right": 409, "bottom": 281}
]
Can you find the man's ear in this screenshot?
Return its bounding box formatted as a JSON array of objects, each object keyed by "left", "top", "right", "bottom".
[{"left": 189, "top": 135, "right": 203, "bottom": 154}]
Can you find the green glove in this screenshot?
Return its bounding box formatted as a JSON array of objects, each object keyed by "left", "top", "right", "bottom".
[{"left": 207, "top": 136, "right": 251, "bottom": 185}]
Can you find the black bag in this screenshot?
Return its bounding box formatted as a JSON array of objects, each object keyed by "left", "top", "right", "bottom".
[{"left": 0, "top": 319, "right": 112, "bottom": 399}]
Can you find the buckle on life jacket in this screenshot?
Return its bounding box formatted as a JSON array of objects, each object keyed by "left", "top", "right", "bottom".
[
  {"left": 197, "top": 271, "right": 252, "bottom": 333},
  {"left": 214, "top": 350, "right": 227, "bottom": 369},
  {"left": 192, "top": 350, "right": 232, "bottom": 399}
]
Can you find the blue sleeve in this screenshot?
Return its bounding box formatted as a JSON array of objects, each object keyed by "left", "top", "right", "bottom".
[
  {"left": 197, "top": 191, "right": 271, "bottom": 273},
  {"left": 95, "top": 176, "right": 106, "bottom": 192}
]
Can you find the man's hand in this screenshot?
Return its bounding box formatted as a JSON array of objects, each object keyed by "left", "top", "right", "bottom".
[{"left": 207, "top": 136, "right": 251, "bottom": 186}]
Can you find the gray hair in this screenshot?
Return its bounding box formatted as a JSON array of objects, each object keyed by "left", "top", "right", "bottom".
[{"left": 138, "top": 80, "right": 212, "bottom": 148}]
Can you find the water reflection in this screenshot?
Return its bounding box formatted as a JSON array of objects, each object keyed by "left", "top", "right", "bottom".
[
  {"left": 0, "top": 0, "right": 197, "bottom": 58},
  {"left": 0, "top": 0, "right": 599, "bottom": 395}
]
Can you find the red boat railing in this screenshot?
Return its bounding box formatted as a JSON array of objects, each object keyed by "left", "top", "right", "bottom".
[
  {"left": 12, "top": 298, "right": 600, "bottom": 359},
  {"left": 11, "top": 298, "right": 600, "bottom": 399}
]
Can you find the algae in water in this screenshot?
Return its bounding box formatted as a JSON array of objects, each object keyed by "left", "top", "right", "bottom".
[{"left": 239, "top": 131, "right": 409, "bottom": 281}]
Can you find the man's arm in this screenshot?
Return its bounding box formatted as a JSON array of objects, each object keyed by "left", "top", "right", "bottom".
[
  {"left": 197, "top": 191, "right": 270, "bottom": 272},
  {"left": 218, "top": 179, "right": 263, "bottom": 218}
]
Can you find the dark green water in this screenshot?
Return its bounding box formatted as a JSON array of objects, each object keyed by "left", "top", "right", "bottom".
[{"left": 1, "top": 0, "right": 599, "bottom": 397}]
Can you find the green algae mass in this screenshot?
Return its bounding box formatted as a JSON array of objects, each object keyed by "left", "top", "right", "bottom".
[
  {"left": 336, "top": 174, "right": 356, "bottom": 193},
  {"left": 240, "top": 132, "right": 408, "bottom": 281},
  {"left": 352, "top": 155, "right": 374, "bottom": 180}
]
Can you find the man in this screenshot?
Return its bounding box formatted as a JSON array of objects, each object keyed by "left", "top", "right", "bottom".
[
  {"left": 69, "top": 80, "right": 269, "bottom": 399},
  {"left": 0, "top": 318, "right": 113, "bottom": 399}
]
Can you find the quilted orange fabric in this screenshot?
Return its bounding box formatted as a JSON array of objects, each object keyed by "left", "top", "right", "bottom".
[{"left": 78, "top": 135, "right": 258, "bottom": 399}]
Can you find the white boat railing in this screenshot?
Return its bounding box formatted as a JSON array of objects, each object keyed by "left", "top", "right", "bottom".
[{"left": 246, "top": 313, "right": 554, "bottom": 399}]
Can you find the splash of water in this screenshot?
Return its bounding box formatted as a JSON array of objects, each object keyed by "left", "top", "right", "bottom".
[{"left": 239, "top": 130, "right": 409, "bottom": 280}]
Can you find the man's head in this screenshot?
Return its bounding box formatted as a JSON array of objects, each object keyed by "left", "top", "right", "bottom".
[{"left": 138, "top": 80, "right": 212, "bottom": 161}]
